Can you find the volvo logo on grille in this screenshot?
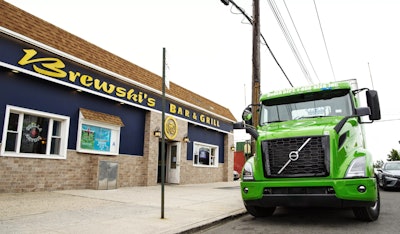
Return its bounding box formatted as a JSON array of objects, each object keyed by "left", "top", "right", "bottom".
[
  {"left": 289, "top": 151, "right": 299, "bottom": 161},
  {"left": 278, "top": 137, "right": 312, "bottom": 175}
]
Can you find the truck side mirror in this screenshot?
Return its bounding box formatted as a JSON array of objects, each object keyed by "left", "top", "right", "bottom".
[
  {"left": 355, "top": 107, "right": 371, "bottom": 117},
  {"left": 366, "top": 90, "right": 381, "bottom": 120},
  {"left": 242, "top": 106, "right": 253, "bottom": 125},
  {"left": 242, "top": 107, "right": 252, "bottom": 121}
]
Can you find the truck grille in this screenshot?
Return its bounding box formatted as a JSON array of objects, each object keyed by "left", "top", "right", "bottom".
[{"left": 261, "top": 136, "right": 330, "bottom": 177}]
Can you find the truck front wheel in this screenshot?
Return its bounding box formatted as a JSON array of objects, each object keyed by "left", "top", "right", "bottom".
[
  {"left": 245, "top": 204, "right": 276, "bottom": 217},
  {"left": 352, "top": 189, "right": 380, "bottom": 222}
]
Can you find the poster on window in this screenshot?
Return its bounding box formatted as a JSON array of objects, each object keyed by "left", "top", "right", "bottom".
[
  {"left": 20, "top": 115, "right": 49, "bottom": 154},
  {"left": 80, "top": 124, "right": 111, "bottom": 152}
]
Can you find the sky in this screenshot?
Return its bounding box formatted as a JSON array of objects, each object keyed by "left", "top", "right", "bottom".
[{"left": 5, "top": 0, "right": 400, "bottom": 162}]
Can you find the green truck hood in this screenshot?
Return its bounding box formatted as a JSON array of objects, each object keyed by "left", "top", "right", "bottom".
[{"left": 260, "top": 116, "right": 342, "bottom": 138}]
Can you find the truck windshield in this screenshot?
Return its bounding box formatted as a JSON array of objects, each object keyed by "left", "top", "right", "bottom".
[{"left": 260, "top": 89, "right": 353, "bottom": 125}]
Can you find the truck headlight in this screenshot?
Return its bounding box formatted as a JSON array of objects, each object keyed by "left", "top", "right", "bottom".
[
  {"left": 345, "top": 157, "right": 366, "bottom": 178},
  {"left": 242, "top": 161, "right": 254, "bottom": 181}
]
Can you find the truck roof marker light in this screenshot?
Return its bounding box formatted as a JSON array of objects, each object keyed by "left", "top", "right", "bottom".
[{"left": 321, "top": 87, "right": 333, "bottom": 91}]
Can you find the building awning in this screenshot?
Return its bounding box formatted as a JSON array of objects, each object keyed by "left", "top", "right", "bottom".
[{"left": 79, "top": 108, "right": 124, "bottom": 127}]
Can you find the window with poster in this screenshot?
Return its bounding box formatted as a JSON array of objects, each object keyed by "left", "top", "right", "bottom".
[
  {"left": 193, "top": 141, "right": 218, "bottom": 167},
  {"left": 76, "top": 108, "right": 124, "bottom": 155},
  {"left": 1, "top": 105, "right": 70, "bottom": 159}
]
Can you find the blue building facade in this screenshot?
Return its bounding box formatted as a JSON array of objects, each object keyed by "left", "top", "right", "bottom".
[{"left": 0, "top": 2, "right": 236, "bottom": 192}]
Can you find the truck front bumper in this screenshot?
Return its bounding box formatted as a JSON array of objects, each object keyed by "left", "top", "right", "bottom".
[{"left": 241, "top": 178, "right": 377, "bottom": 208}]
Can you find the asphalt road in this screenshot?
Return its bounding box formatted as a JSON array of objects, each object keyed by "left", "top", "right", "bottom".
[{"left": 197, "top": 189, "right": 399, "bottom": 234}]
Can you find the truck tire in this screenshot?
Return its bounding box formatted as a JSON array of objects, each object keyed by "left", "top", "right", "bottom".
[
  {"left": 352, "top": 188, "right": 380, "bottom": 222},
  {"left": 245, "top": 205, "right": 276, "bottom": 217}
]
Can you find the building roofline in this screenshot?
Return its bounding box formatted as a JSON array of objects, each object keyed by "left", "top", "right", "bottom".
[{"left": 0, "top": 26, "right": 236, "bottom": 123}]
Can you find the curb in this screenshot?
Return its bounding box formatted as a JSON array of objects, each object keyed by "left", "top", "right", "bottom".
[{"left": 179, "top": 210, "right": 248, "bottom": 233}]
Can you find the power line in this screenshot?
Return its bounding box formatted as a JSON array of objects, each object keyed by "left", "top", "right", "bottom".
[
  {"left": 313, "top": 0, "right": 336, "bottom": 81},
  {"left": 223, "top": 0, "right": 293, "bottom": 87},
  {"left": 267, "top": 0, "right": 313, "bottom": 85},
  {"left": 260, "top": 32, "right": 293, "bottom": 87},
  {"left": 283, "top": 0, "right": 320, "bottom": 83}
]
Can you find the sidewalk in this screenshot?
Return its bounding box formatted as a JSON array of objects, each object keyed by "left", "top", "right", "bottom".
[{"left": 0, "top": 181, "right": 246, "bottom": 234}]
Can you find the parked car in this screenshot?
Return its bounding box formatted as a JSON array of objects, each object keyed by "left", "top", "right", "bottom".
[
  {"left": 233, "top": 170, "right": 240, "bottom": 181},
  {"left": 376, "top": 161, "right": 400, "bottom": 190}
]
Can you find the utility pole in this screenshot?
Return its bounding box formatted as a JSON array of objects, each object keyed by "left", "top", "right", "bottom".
[
  {"left": 220, "top": 0, "right": 261, "bottom": 154},
  {"left": 251, "top": 0, "right": 261, "bottom": 154}
]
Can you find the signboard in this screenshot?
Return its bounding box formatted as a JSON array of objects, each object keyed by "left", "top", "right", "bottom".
[
  {"left": 80, "top": 124, "right": 111, "bottom": 152},
  {"left": 0, "top": 32, "right": 233, "bottom": 133}
]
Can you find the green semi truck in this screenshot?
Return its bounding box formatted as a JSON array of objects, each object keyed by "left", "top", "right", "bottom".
[{"left": 236, "top": 80, "right": 381, "bottom": 221}]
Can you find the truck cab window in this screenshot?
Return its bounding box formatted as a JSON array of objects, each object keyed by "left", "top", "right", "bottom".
[{"left": 260, "top": 89, "right": 353, "bottom": 125}]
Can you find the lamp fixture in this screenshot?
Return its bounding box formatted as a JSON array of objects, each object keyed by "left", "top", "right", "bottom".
[
  {"left": 230, "top": 145, "right": 235, "bottom": 151},
  {"left": 183, "top": 136, "right": 190, "bottom": 143},
  {"left": 153, "top": 128, "right": 161, "bottom": 137}
]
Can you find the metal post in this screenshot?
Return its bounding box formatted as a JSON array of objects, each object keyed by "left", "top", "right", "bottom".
[{"left": 161, "top": 47, "right": 166, "bottom": 219}]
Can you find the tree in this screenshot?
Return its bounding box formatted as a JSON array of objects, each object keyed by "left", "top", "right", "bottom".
[
  {"left": 387, "top": 149, "right": 400, "bottom": 161},
  {"left": 373, "top": 160, "right": 384, "bottom": 168}
]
